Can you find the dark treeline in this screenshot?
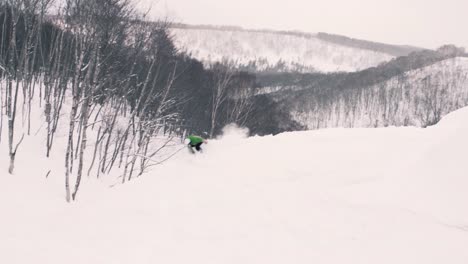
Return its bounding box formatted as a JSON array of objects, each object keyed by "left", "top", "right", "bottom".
[
  {"left": 316, "top": 32, "right": 422, "bottom": 57},
  {"left": 0, "top": 1, "right": 292, "bottom": 136},
  {"left": 255, "top": 45, "right": 468, "bottom": 129},
  {"left": 0, "top": 0, "right": 298, "bottom": 201},
  {"left": 256, "top": 46, "right": 468, "bottom": 109},
  {"left": 256, "top": 46, "right": 468, "bottom": 92}
]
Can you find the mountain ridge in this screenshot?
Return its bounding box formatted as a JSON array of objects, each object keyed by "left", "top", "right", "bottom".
[
  {"left": 275, "top": 56, "right": 468, "bottom": 129},
  {"left": 170, "top": 23, "right": 424, "bottom": 61}
]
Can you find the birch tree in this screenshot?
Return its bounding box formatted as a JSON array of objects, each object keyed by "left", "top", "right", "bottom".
[{"left": 209, "top": 62, "right": 234, "bottom": 137}]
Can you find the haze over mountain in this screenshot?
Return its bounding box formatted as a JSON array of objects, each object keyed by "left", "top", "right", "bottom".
[
  {"left": 170, "top": 24, "right": 423, "bottom": 73},
  {"left": 140, "top": 0, "right": 468, "bottom": 50}
]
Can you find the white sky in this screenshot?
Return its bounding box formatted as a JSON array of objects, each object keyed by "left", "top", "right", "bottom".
[{"left": 138, "top": 0, "right": 467, "bottom": 49}]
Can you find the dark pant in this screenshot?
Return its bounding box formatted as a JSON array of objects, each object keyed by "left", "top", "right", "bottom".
[{"left": 189, "top": 142, "right": 203, "bottom": 152}]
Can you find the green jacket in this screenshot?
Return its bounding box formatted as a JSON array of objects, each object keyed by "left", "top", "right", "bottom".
[{"left": 187, "top": 135, "right": 204, "bottom": 145}]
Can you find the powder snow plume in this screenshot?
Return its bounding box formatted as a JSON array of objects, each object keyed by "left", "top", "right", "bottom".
[{"left": 217, "top": 123, "right": 250, "bottom": 140}]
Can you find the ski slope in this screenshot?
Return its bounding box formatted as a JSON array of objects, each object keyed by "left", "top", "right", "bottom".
[{"left": 1, "top": 108, "right": 468, "bottom": 264}]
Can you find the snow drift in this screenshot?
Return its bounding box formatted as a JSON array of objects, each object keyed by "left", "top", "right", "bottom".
[{"left": 1, "top": 107, "right": 468, "bottom": 264}]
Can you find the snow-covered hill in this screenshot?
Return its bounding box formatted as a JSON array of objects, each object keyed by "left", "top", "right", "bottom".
[
  {"left": 289, "top": 57, "right": 468, "bottom": 129},
  {"left": 170, "top": 26, "right": 401, "bottom": 73},
  {"left": 2, "top": 104, "right": 468, "bottom": 263}
]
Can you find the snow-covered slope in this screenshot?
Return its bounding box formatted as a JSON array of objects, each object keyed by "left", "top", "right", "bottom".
[
  {"left": 292, "top": 57, "right": 468, "bottom": 129},
  {"left": 2, "top": 104, "right": 468, "bottom": 263},
  {"left": 170, "top": 27, "right": 396, "bottom": 73}
]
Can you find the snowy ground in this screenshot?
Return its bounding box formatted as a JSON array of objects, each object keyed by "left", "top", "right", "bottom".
[{"left": 1, "top": 107, "right": 468, "bottom": 263}]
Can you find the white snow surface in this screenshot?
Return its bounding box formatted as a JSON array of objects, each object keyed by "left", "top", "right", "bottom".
[
  {"left": 1, "top": 106, "right": 468, "bottom": 263},
  {"left": 171, "top": 28, "right": 394, "bottom": 72}
]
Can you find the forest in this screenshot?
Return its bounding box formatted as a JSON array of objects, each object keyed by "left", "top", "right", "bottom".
[
  {"left": 1, "top": 0, "right": 467, "bottom": 202},
  {"left": 0, "top": 0, "right": 299, "bottom": 201}
]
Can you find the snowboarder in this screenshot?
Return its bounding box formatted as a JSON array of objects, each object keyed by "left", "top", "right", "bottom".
[{"left": 186, "top": 135, "right": 207, "bottom": 153}]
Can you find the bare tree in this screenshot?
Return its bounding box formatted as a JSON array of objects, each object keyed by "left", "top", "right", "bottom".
[
  {"left": 225, "top": 74, "right": 255, "bottom": 127},
  {"left": 417, "top": 76, "right": 446, "bottom": 127},
  {"left": 2, "top": 0, "right": 51, "bottom": 174},
  {"left": 209, "top": 62, "right": 234, "bottom": 137}
]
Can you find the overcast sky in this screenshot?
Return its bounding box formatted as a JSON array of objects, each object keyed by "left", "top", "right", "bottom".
[{"left": 138, "top": 0, "right": 467, "bottom": 49}]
